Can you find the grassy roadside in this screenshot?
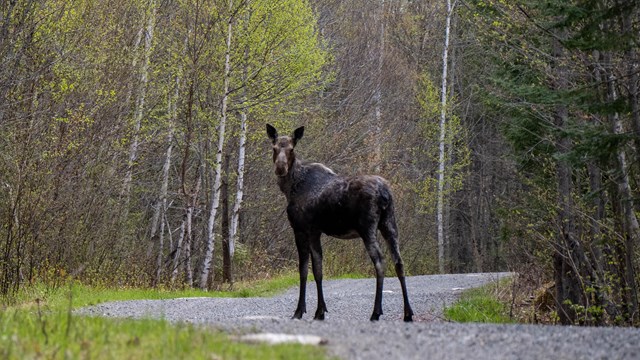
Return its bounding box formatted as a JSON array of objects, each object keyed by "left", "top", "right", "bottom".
[
  {"left": 0, "top": 272, "right": 328, "bottom": 359},
  {"left": 444, "top": 279, "right": 514, "bottom": 324}
]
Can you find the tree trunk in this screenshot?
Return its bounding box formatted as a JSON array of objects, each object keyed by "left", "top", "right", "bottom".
[
  {"left": 552, "top": 33, "right": 591, "bottom": 325},
  {"left": 171, "top": 218, "right": 186, "bottom": 284},
  {"left": 585, "top": 50, "right": 621, "bottom": 322},
  {"left": 123, "top": 2, "right": 156, "bottom": 205},
  {"left": 184, "top": 199, "right": 195, "bottom": 286},
  {"left": 150, "top": 69, "right": 180, "bottom": 244},
  {"left": 606, "top": 60, "right": 640, "bottom": 319},
  {"left": 437, "top": 0, "right": 454, "bottom": 274},
  {"left": 623, "top": 10, "right": 640, "bottom": 152},
  {"left": 229, "top": 8, "right": 251, "bottom": 260},
  {"left": 152, "top": 78, "right": 177, "bottom": 286},
  {"left": 200, "top": 0, "right": 234, "bottom": 289},
  {"left": 222, "top": 155, "right": 232, "bottom": 284},
  {"left": 372, "top": 0, "right": 385, "bottom": 173},
  {"left": 621, "top": 12, "right": 640, "bottom": 319},
  {"left": 229, "top": 109, "right": 246, "bottom": 260}
]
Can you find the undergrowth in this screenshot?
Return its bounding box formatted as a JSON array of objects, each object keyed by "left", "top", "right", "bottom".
[{"left": 444, "top": 279, "right": 514, "bottom": 324}]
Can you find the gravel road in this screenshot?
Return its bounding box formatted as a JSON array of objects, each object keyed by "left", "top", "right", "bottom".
[{"left": 79, "top": 273, "right": 640, "bottom": 359}]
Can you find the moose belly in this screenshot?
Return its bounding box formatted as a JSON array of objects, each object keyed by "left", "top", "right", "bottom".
[
  {"left": 319, "top": 215, "right": 360, "bottom": 239},
  {"left": 324, "top": 228, "right": 360, "bottom": 239}
]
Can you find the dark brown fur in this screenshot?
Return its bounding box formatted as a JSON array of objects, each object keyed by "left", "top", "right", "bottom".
[{"left": 266, "top": 124, "right": 413, "bottom": 322}]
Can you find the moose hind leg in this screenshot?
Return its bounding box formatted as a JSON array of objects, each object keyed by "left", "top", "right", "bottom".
[
  {"left": 362, "top": 230, "right": 385, "bottom": 321},
  {"left": 310, "top": 234, "right": 327, "bottom": 320},
  {"left": 293, "top": 234, "right": 310, "bottom": 319},
  {"left": 379, "top": 218, "right": 414, "bottom": 322}
]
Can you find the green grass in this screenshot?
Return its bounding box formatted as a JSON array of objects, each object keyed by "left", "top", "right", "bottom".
[
  {"left": 0, "top": 273, "right": 328, "bottom": 360},
  {"left": 444, "top": 282, "right": 514, "bottom": 324}
]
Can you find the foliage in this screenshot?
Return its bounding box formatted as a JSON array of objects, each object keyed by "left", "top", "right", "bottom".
[
  {"left": 0, "top": 0, "right": 328, "bottom": 295},
  {"left": 464, "top": 0, "right": 640, "bottom": 325},
  {"left": 415, "top": 74, "right": 471, "bottom": 215},
  {"left": 444, "top": 280, "right": 514, "bottom": 324}
]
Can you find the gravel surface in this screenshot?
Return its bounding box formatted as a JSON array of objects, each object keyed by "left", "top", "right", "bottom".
[{"left": 78, "top": 273, "right": 640, "bottom": 359}]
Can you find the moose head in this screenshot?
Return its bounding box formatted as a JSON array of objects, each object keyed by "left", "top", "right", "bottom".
[{"left": 266, "top": 124, "right": 304, "bottom": 177}]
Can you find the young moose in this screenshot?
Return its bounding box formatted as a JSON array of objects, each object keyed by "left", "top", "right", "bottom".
[{"left": 266, "top": 124, "right": 414, "bottom": 322}]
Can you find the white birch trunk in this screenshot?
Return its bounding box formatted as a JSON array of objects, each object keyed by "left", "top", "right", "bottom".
[
  {"left": 166, "top": 206, "right": 174, "bottom": 259},
  {"left": 116, "top": 20, "right": 143, "bottom": 154},
  {"left": 199, "top": 0, "right": 234, "bottom": 289},
  {"left": 599, "top": 57, "right": 640, "bottom": 251},
  {"left": 184, "top": 202, "right": 194, "bottom": 286},
  {"left": 372, "top": 0, "right": 385, "bottom": 173},
  {"left": 155, "top": 204, "right": 167, "bottom": 284},
  {"left": 151, "top": 124, "right": 173, "bottom": 280},
  {"left": 609, "top": 78, "right": 639, "bottom": 234},
  {"left": 171, "top": 169, "right": 201, "bottom": 285},
  {"left": 154, "top": 72, "right": 179, "bottom": 284},
  {"left": 609, "top": 72, "right": 640, "bottom": 310},
  {"left": 437, "top": 0, "right": 454, "bottom": 274},
  {"left": 229, "top": 3, "right": 251, "bottom": 260},
  {"left": 171, "top": 218, "right": 186, "bottom": 283},
  {"left": 123, "top": 2, "right": 156, "bottom": 205},
  {"left": 150, "top": 79, "right": 176, "bottom": 242},
  {"left": 229, "top": 112, "right": 246, "bottom": 258},
  {"left": 184, "top": 170, "right": 202, "bottom": 286}
]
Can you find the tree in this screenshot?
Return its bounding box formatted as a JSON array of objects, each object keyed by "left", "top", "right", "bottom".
[
  {"left": 465, "top": 0, "right": 640, "bottom": 324},
  {"left": 200, "top": 0, "right": 236, "bottom": 290},
  {"left": 436, "top": 0, "right": 455, "bottom": 274}
]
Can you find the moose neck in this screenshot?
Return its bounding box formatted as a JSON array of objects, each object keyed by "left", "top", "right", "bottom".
[{"left": 277, "top": 158, "right": 302, "bottom": 201}]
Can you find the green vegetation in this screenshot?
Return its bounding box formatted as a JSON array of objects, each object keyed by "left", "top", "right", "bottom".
[
  {"left": 8, "top": 272, "right": 301, "bottom": 308},
  {"left": 0, "top": 274, "right": 327, "bottom": 360},
  {"left": 444, "top": 282, "right": 513, "bottom": 324}
]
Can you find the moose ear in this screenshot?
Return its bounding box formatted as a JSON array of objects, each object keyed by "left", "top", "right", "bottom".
[
  {"left": 292, "top": 126, "right": 304, "bottom": 145},
  {"left": 266, "top": 124, "right": 278, "bottom": 144}
]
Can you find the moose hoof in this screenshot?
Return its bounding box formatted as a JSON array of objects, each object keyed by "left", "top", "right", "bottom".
[
  {"left": 404, "top": 314, "right": 413, "bottom": 322},
  {"left": 292, "top": 309, "right": 305, "bottom": 320},
  {"left": 370, "top": 313, "right": 381, "bottom": 321},
  {"left": 314, "top": 312, "right": 325, "bottom": 321}
]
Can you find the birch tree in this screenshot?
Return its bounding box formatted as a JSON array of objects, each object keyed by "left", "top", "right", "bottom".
[
  {"left": 200, "top": 0, "right": 236, "bottom": 289},
  {"left": 152, "top": 69, "right": 180, "bottom": 285},
  {"left": 372, "top": 0, "right": 386, "bottom": 172},
  {"left": 228, "top": 1, "right": 251, "bottom": 263},
  {"left": 229, "top": 98, "right": 246, "bottom": 260},
  {"left": 123, "top": 1, "right": 157, "bottom": 206},
  {"left": 173, "top": 70, "right": 204, "bottom": 286},
  {"left": 436, "top": 0, "right": 455, "bottom": 274}
]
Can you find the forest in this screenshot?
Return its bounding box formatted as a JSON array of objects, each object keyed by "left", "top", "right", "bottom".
[{"left": 1, "top": 0, "right": 639, "bottom": 326}]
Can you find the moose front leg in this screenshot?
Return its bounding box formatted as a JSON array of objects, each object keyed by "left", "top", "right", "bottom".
[
  {"left": 293, "top": 232, "right": 310, "bottom": 319},
  {"left": 309, "top": 233, "right": 327, "bottom": 320}
]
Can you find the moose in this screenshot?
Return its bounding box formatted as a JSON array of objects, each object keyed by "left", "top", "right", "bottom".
[{"left": 266, "top": 124, "right": 414, "bottom": 322}]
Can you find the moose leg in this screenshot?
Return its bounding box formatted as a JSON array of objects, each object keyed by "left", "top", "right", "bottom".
[
  {"left": 309, "top": 233, "right": 327, "bottom": 320},
  {"left": 293, "top": 233, "right": 310, "bottom": 319},
  {"left": 362, "top": 230, "right": 385, "bottom": 321},
  {"left": 379, "top": 215, "right": 414, "bottom": 322}
]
